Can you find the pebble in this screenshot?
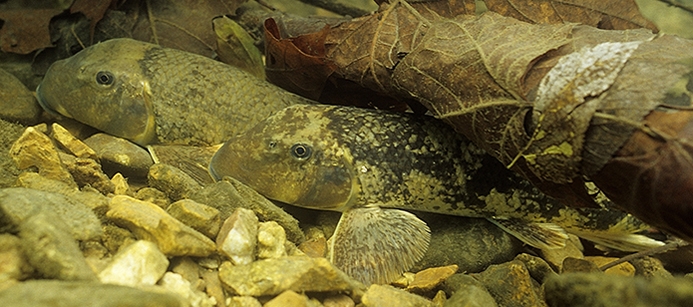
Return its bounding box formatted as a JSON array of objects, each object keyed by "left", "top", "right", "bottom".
[
  {"left": 190, "top": 178, "right": 305, "bottom": 243},
  {"left": 59, "top": 153, "right": 116, "bottom": 194},
  {"left": 473, "top": 260, "right": 546, "bottom": 307},
  {"left": 0, "top": 187, "right": 102, "bottom": 241},
  {"left": 407, "top": 264, "right": 459, "bottom": 293},
  {"left": 412, "top": 214, "right": 523, "bottom": 273},
  {"left": 167, "top": 199, "right": 222, "bottom": 238},
  {"left": 0, "top": 280, "right": 186, "bottom": 307},
  {"left": 170, "top": 257, "right": 201, "bottom": 286},
  {"left": 442, "top": 274, "right": 498, "bottom": 307},
  {"left": 228, "top": 296, "right": 263, "bottom": 307},
  {"left": 218, "top": 256, "right": 365, "bottom": 296},
  {"left": 264, "top": 290, "right": 322, "bottom": 307},
  {"left": 323, "top": 294, "right": 355, "bottom": 307},
  {"left": 257, "top": 221, "right": 288, "bottom": 259},
  {"left": 513, "top": 253, "right": 557, "bottom": 283},
  {"left": 158, "top": 272, "right": 216, "bottom": 307},
  {"left": 201, "top": 269, "right": 226, "bottom": 307},
  {"left": 148, "top": 163, "right": 203, "bottom": 201},
  {"left": 0, "top": 234, "right": 33, "bottom": 284},
  {"left": 545, "top": 273, "right": 693, "bottom": 307},
  {"left": 83, "top": 133, "right": 154, "bottom": 179},
  {"left": 585, "top": 256, "right": 635, "bottom": 276},
  {"left": 50, "top": 123, "right": 98, "bottom": 159},
  {"left": 0, "top": 68, "right": 41, "bottom": 125},
  {"left": 98, "top": 240, "right": 169, "bottom": 286},
  {"left": 9, "top": 126, "right": 75, "bottom": 186},
  {"left": 216, "top": 207, "right": 259, "bottom": 265},
  {"left": 561, "top": 257, "right": 601, "bottom": 274},
  {"left": 631, "top": 257, "right": 673, "bottom": 278},
  {"left": 19, "top": 210, "right": 98, "bottom": 281},
  {"left": 16, "top": 172, "right": 111, "bottom": 217},
  {"left": 0, "top": 119, "right": 25, "bottom": 188},
  {"left": 135, "top": 186, "right": 171, "bottom": 209},
  {"left": 361, "top": 284, "right": 433, "bottom": 307},
  {"left": 147, "top": 144, "right": 218, "bottom": 185},
  {"left": 111, "top": 172, "right": 133, "bottom": 195},
  {"left": 107, "top": 195, "right": 216, "bottom": 257}
]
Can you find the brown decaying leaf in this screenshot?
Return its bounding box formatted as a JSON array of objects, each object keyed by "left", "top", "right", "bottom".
[
  {"left": 264, "top": 18, "right": 336, "bottom": 100},
  {"left": 485, "top": 0, "right": 658, "bottom": 31},
  {"left": 0, "top": 9, "right": 64, "bottom": 54},
  {"left": 70, "top": 0, "right": 119, "bottom": 41}
]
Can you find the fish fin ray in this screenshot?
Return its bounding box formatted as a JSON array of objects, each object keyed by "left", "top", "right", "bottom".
[
  {"left": 488, "top": 218, "right": 568, "bottom": 249},
  {"left": 329, "top": 205, "right": 430, "bottom": 285},
  {"left": 567, "top": 229, "right": 665, "bottom": 252}
]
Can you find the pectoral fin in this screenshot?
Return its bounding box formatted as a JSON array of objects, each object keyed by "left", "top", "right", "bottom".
[
  {"left": 328, "top": 205, "right": 430, "bottom": 285},
  {"left": 488, "top": 218, "right": 569, "bottom": 249}
]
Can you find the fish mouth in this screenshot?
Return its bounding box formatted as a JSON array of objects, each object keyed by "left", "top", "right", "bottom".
[{"left": 35, "top": 82, "right": 62, "bottom": 117}]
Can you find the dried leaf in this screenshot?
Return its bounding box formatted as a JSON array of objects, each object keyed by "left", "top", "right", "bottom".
[
  {"left": 485, "top": 0, "right": 658, "bottom": 31},
  {"left": 0, "top": 9, "right": 64, "bottom": 54},
  {"left": 213, "top": 15, "right": 265, "bottom": 79}
]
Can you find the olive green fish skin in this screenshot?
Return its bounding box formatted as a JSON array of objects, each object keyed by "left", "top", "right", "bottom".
[
  {"left": 209, "top": 104, "right": 646, "bottom": 233},
  {"left": 36, "top": 38, "right": 312, "bottom": 146}
]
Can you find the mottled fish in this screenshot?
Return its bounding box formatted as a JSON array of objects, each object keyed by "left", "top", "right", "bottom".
[
  {"left": 209, "top": 104, "right": 663, "bottom": 285},
  {"left": 36, "top": 38, "right": 312, "bottom": 146}
]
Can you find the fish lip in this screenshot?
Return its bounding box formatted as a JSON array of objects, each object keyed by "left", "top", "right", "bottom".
[{"left": 35, "top": 82, "right": 62, "bottom": 117}]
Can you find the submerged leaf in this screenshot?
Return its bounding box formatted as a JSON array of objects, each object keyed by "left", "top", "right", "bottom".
[{"left": 213, "top": 15, "right": 265, "bottom": 79}]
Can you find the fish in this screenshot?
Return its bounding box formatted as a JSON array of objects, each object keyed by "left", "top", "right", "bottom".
[
  {"left": 36, "top": 38, "right": 313, "bottom": 146},
  {"left": 208, "top": 104, "right": 664, "bottom": 285}
]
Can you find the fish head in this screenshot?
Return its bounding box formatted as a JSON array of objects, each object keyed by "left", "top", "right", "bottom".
[
  {"left": 36, "top": 38, "right": 156, "bottom": 145},
  {"left": 209, "top": 105, "right": 356, "bottom": 212}
]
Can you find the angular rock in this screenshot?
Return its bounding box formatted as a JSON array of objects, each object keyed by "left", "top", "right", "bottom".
[
  {"left": 442, "top": 274, "right": 498, "bottom": 307},
  {"left": 216, "top": 208, "right": 258, "bottom": 265},
  {"left": 16, "top": 172, "right": 110, "bottom": 217},
  {"left": 0, "top": 234, "right": 33, "bottom": 283},
  {"left": 201, "top": 270, "right": 227, "bottom": 307},
  {"left": 107, "top": 195, "right": 216, "bottom": 257},
  {"left": 474, "top": 260, "right": 545, "bottom": 307},
  {"left": 190, "top": 178, "right": 305, "bottom": 243},
  {"left": 0, "top": 280, "right": 186, "bottom": 307},
  {"left": 19, "top": 210, "right": 97, "bottom": 281},
  {"left": 585, "top": 256, "right": 635, "bottom": 276},
  {"left": 265, "top": 290, "right": 322, "bottom": 307},
  {"left": 0, "top": 68, "right": 40, "bottom": 125},
  {"left": 298, "top": 236, "right": 327, "bottom": 258},
  {"left": 218, "top": 256, "right": 364, "bottom": 296},
  {"left": 228, "top": 296, "right": 262, "bottom": 307},
  {"left": 323, "top": 294, "right": 356, "bottom": 307},
  {"left": 514, "top": 253, "right": 557, "bottom": 283},
  {"left": 362, "top": 284, "right": 432, "bottom": 307},
  {"left": 159, "top": 272, "right": 216, "bottom": 307},
  {"left": 135, "top": 187, "right": 170, "bottom": 209},
  {"left": 111, "top": 173, "right": 133, "bottom": 195},
  {"left": 148, "top": 163, "right": 203, "bottom": 201},
  {"left": 631, "top": 257, "right": 673, "bottom": 278},
  {"left": 545, "top": 273, "right": 693, "bottom": 307},
  {"left": 84, "top": 133, "right": 154, "bottom": 179},
  {"left": 98, "top": 240, "right": 169, "bottom": 286},
  {"left": 9, "top": 126, "right": 75, "bottom": 186},
  {"left": 170, "top": 257, "right": 201, "bottom": 285},
  {"left": 0, "top": 119, "right": 25, "bottom": 188},
  {"left": 257, "top": 221, "right": 287, "bottom": 259},
  {"left": 412, "top": 214, "right": 523, "bottom": 273},
  {"left": 561, "top": 257, "right": 601, "bottom": 274},
  {"left": 0, "top": 187, "right": 101, "bottom": 241},
  {"left": 167, "top": 199, "right": 221, "bottom": 238},
  {"left": 59, "top": 153, "right": 116, "bottom": 195},
  {"left": 101, "top": 224, "right": 138, "bottom": 255},
  {"left": 407, "top": 264, "right": 458, "bottom": 293},
  {"left": 50, "top": 123, "right": 98, "bottom": 159}
]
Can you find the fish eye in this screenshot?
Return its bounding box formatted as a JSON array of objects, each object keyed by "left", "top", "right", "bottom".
[
  {"left": 290, "top": 143, "right": 312, "bottom": 160},
  {"left": 95, "top": 71, "right": 114, "bottom": 86}
]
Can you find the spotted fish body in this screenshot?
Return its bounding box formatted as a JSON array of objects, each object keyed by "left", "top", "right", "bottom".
[
  {"left": 209, "top": 104, "right": 662, "bottom": 284},
  {"left": 36, "top": 38, "right": 313, "bottom": 146}
]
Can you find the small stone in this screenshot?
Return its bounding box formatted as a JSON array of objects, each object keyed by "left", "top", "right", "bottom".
[
  {"left": 19, "top": 210, "right": 97, "bottom": 281},
  {"left": 442, "top": 274, "right": 497, "bottom": 307},
  {"left": 585, "top": 256, "right": 635, "bottom": 276},
  {"left": 167, "top": 199, "right": 221, "bottom": 239},
  {"left": 561, "top": 257, "right": 601, "bottom": 274},
  {"left": 148, "top": 163, "right": 203, "bottom": 201},
  {"left": 16, "top": 172, "right": 110, "bottom": 217},
  {"left": 98, "top": 240, "right": 169, "bottom": 286},
  {"left": 298, "top": 236, "right": 327, "bottom": 258},
  {"left": 111, "top": 173, "right": 132, "bottom": 195},
  {"left": 540, "top": 234, "right": 584, "bottom": 271},
  {"left": 631, "top": 257, "right": 673, "bottom": 278},
  {"left": 264, "top": 290, "right": 322, "bottom": 307},
  {"left": 135, "top": 187, "right": 170, "bottom": 209},
  {"left": 0, "top": 68, "right": 41, "bottom": 125},
  {"left": 407, "top": 264, "right": 458, "bottom": 293},
  {"left": 201, "top": 269, "right": 226, "bottom": 307},
  {"left": 107, "top": 195, "right": 216, "bottom": 257},
  {"left": 0, "top": 280, "right": 186, "bottom": 307},
  {"left": 216, "top": 208, "right": 258, "bottom": 265},
  {"left": 0, "top": 119, "right": 25, "bottom": 188},
  {"left": 514, "top": 253, "right": 557, "bottom": 283},
  {"left": 0, "top": 187, "right": 102, "bottom": 241},
  {"left": 83, "top": 133, "right": 154, "bottom": 179},
  {"left": 101, "top": 224, "right": 138, "bottom": 254},
  {"left": 0, "top": 234, "right": 33, "bottom": 283},
  {"left": 391, "top": 272, "right": 416, "bottom": 288},
  {"left": 473, "top": 260, "right": 545, "bottom": 307},
  {"left": 362, "top": 284, "right": 433, "bottom": 307},
  {"left": 432, "top": 290, "right": 446, "bottom": 307},
  {"left": 258, "top": 221, "right": 288, "bottom": 259},
  {"left": 323, "top": 294, "right": 355, "bottom": 307},
  {"left": 59, "top": 153, "right": 115, "bottom": 195},
  {"left": 190, "top": 178, "right": 305, "bottom": 243},
  {"left": 218, "top": 256, "right": 364, "bottom": 296},
  {"left": 159, "top": 272, "right": 216, "bottom": 307},
  {"left": 545, "top": 273, "right": 693, "bottom": 307},
  {"left": 228, "top": 296, "right": 262, "bottom": 307},
  {"left": 9, "top": 126, "right": 75, "bottom": 186},
  {"left": 170, "top": 257, "right": 201, "bottom": 286},
  {"left": 50, "top": 123, "right": 97, "bottom": 159}
]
